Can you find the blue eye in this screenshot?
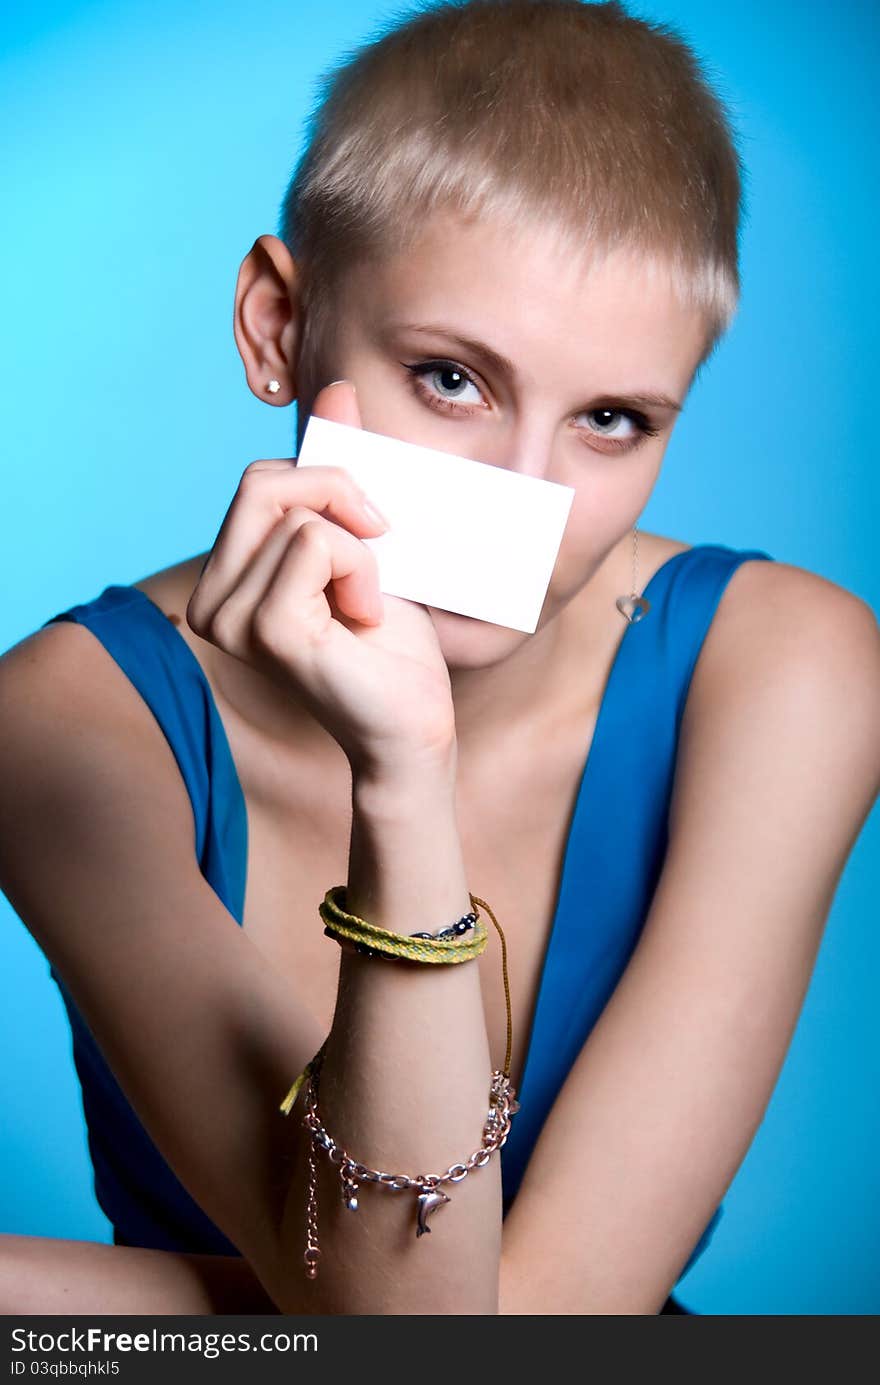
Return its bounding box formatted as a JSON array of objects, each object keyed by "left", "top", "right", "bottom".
[
  {"left": 401, "top": 357, "right": 663, "bottom": 453},
  {"left": 403, "top": 359, "right": 485, "bottom": 412},
  {"left": 575, "top": 407, "right": 660, "bottom": 450}
]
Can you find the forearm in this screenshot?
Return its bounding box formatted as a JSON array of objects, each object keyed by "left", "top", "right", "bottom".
[
  {"left": 0, "top": 1234, "right": 278, "bottom": 1315},
  {"left": 275, "top": 753, "right": 501, "bottom": 1314}
]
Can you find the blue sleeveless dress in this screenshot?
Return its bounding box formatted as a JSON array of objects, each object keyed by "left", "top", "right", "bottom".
[{"left": 40, "top": 541, "right": 773, "bottom": 1295}]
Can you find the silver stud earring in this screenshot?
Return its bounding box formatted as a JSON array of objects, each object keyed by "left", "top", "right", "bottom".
[
  {"left": 265, "top": 378, "right": 281, "bottom": 395},
  {"left": 615, "top": 526, "right": 651, "bottom": 624}
]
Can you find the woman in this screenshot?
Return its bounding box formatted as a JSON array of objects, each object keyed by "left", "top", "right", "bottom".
[{"left": 1, "top": 0, "right": 878, "bottom": 1315}]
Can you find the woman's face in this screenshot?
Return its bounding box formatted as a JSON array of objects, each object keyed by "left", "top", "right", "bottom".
[{"left": 298, "top": 210, "right": 709, "bottom": 670}]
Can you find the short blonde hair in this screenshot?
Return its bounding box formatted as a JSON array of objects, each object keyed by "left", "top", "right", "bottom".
[{"left": 279, "top": 0, "right": 746, "bottom": 397}]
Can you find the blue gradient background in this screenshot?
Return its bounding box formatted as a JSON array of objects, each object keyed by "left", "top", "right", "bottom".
[{"left": 1, "top": 1, "right": 877, "bottom": 1315}]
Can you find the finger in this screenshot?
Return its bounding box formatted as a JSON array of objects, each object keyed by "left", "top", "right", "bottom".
[
  {"left": 188, "top": 463, "right": 386, "bottom": 633},
  {"left": 208, "top": 506, "right": 381, "bottom": 662},
  {"left": 240, "top": 459, "right": 302, "bottom": 472},
  {"left": 250, "top": 514, "right": 379, "bottom": 662},
  {"left": 310, "top": 378, "right": 362, "bottom": 430}
]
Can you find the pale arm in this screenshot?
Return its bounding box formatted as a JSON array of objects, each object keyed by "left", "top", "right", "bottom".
[
  {"left": 274, "top": 759, "right": 501, "bottom": 1314},
  {"left": 0, "top": 1234, "right": 279, "bottom": 1315},
  {"left": 0, "top": 623, "right": 501, "bottom": 1316},
  {"left": 498, "top": 568, "right": 880, "bottom": 1313}
]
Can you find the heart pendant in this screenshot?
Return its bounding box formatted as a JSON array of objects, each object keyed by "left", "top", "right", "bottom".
[{"left": 615, "top": 594, "right": 650, "bottom": 624}]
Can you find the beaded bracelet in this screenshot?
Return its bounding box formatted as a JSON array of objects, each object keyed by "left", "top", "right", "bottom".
[
  {"left": 319, "top": 883, "right": 488, "bottom": 964},
  {"left": 347, "top": 902, "right": 478, "bottom": 958}
]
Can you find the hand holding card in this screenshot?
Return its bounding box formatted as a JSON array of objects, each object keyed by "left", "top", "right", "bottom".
[
  {"left": 296, "top": 414, "right": 575, "bottom": 634},
  {"left": 186, "top": 382, "right": 465, "bottom": 776}
]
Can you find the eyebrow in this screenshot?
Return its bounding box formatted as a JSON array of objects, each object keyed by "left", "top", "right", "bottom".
[{"left": 384, "top": 321, "right": 683, "bottom": 413}]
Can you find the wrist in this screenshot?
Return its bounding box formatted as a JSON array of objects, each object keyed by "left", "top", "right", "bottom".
[
  {"left": 346, "top": 753, "right": 469, "bottom": 944},
  {"left": 350, "top": 745, "right": 458, "bottom": 817}
]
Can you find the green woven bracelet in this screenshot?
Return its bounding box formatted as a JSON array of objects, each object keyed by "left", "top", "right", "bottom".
[{"left": 319, "top": 883, "right": 488, "bottom": 964}]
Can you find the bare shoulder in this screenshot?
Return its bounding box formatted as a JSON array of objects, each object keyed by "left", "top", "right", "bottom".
[
  {"left": 0, "top": 608, "right": 201, "bottom": 892},
  {"left": 0, "top": 614, "right": 137, "bottom": 725},
  {"left": 0, "top": 552, "right": 213, "bottom": 718},
  {"left": 671, "top": 552, "right": 880, "bottom": 849},
  {"left": 0, "top": 596, "right": 167, "bottom": 738},
  {"left": 1, "top": 548, "right": 208, "bottom": 686},
  {"left": 687, "top": 553, "right": 880, "bottom": 708},
  {"left": 0, "top": 584, "right": 203, "bottom": 867}
]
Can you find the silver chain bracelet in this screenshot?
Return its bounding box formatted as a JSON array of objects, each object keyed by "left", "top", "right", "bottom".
[{"left": 300, "top": 1046, "right": 520, "bottom": 1279}]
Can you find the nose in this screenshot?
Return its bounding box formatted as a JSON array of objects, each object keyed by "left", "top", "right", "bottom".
[{"left": 470, "top": 413, "right": 559, "bottom": 483}]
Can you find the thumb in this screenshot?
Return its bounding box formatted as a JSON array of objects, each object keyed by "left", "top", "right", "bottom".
[{"left": 309, "top": 378, "right": 362, "bottom": 430}]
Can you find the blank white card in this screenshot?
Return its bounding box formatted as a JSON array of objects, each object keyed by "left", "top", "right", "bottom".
[{"left": 296, "top": 415, "right": 575, "bottom": 633}]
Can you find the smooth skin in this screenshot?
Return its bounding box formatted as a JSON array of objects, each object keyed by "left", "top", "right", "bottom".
[{"left": 2, "top": 211, "right": 879, "bottom": 1313}]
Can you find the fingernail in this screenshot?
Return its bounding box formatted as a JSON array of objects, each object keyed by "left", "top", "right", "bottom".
[
  {"left": 326, "top": 378, "right": 356, "bottom": 395},
  {"left": 361, "top": 497, "right": 390, "bottom": 530}
]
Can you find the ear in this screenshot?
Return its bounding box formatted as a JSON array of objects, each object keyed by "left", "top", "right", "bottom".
[{"left": 232, "top": 234, "right": 303, "bottom": 405}]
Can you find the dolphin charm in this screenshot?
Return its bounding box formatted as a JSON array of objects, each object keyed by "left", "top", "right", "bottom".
[{"left": 416, "top": 1187, "right": 451, "bottom": 1237}]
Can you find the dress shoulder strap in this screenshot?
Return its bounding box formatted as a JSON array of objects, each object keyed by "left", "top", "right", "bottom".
[
  {"left": 42, "top": 584, "right": 248, "bottom": 923},
  {"left": 640, "top": 542, "right": 775, "bottom": 737}
]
